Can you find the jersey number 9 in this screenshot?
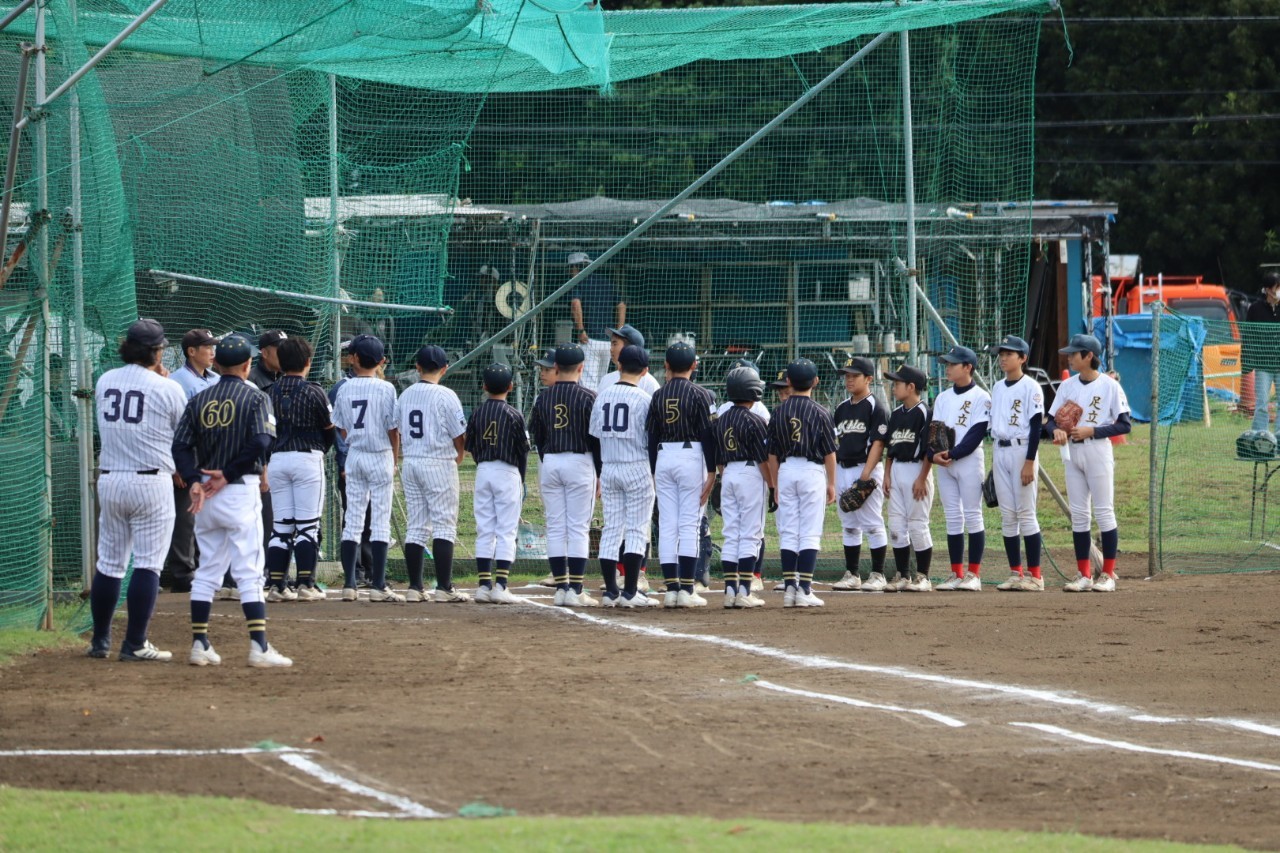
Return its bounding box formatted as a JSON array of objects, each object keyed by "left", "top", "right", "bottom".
[{"left": 407, "top": 409, "right": 424, "bottom": 439}]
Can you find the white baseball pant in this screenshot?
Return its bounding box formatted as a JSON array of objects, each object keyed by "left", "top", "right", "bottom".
[
  {"left": 720, "top": 461, "right": 766, "bottom": 563},
  {"left": 191, "top": 483, "right": 265, "bottom": 603},
  {"left": 935, "top": 450, "right": 985, "bottom": 535},
  {"left": 887, "top": 460, "right": 934, "bottom": 550},
  {"left": 655, "top": 443, "right": 706, "bottom": 563},
  {"left": 474, "top": 461, "right": 522, "bottom": 562},
  {"left": 95, "top": 472, "right": 175, "bottom": 578},
  {"left": 598, "top": 461, "right": 654, "bottom": 559},
  {"left": 344, "top": 449, "right": 395, "bottom": 543},
  {"left": 402, "top": 456, "right": 460, "bottom": 545},
  {"left": 1063, "top": 439, "right": 1116, "bottom": 532},
  {"left": 836, "top": 462, "right": 887, "bottom": 549},
  {"left": 539, "top": 452, "right": 595, "bottom": 559},
  {"left": 775, "top": 458, "right": 826, "bottom": 553},
  {"left": 993, "top": 443, "right": 1040, "bottom": 537},
  {"left": 267, "top": 450, "right": 326, "bottom": 550}
]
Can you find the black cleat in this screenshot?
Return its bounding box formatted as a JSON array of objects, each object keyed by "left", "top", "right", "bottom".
[{"left": 86, "top": 636, "right": 111, "bottom": 659}]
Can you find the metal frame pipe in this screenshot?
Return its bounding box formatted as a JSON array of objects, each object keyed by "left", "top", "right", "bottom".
[
  {"left": 901, "top": 30, "right": 919, "bottom": 366},
  {"left": 148, "top": 269, "right": 454, "bottom": 314},
  {"left": 0, "top": 43, "right": 33, "bottom": 270}
]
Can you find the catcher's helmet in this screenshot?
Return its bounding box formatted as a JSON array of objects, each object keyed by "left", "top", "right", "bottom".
[{"left": 725, "top": 366, "right": 765, "bottom": 403}]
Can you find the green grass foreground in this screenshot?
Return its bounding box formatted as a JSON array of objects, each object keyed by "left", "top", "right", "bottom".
[
  {"left": 0, "top": 627, "right": 78, "bottom": 666},
  {"left": 0, "top": 787, "right": 1242, "bottom": 852}
]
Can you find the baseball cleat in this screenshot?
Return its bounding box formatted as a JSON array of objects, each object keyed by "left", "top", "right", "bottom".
[
  {"left": 247, "top": 643, "right": 293, "bottom": 668},
  {"left": 567, "top": 590, "right": 599, "bottom": 607},
  {"left": 935, "top": 575, "right": 963, "bottom": 591},
  {"left": 957, "top": 573, "right": 983, "bottom": 592},
  {"left": 831, "top": 571, "right": 861, "bottom": 591},
  {"left": 773, "top": 582, "right": 788, "bottom": 592},
  {"left": 995, "top": 574, "right": 1023, "bottom": 591},
  {"left": 119, "top": 640, "right": 173, "bottom": 662},
  {"left": 637, "top": 574, "right": 652, "bottom": 593},
  {"left": 750, "top": 575, "right": 764, "bottom": 593},
  {"left": 489, "top": 586, "right": 519, "bottom": 605},
  {"left": 368, "top": 587, "right": 406, "bottom": 603},
  {"left": 723, "top": 589, "right": 737, "bottom": 608},
  {"left": 687, "top": 591, "right": 708, "bottom": 607},
  {"left": 795, "top": 590, "right": 825, "bottom": 607},
  {"left": 295, "top": 585, "right": 325, "bottom": 602},
  {"left": 86, "top": 636, "right": 111, "bottom": 659},
  {"left": 662, "top": 590, "right": 679, "bottom": 608},
  {"left": 1015, "top": 575, "right": 1045, "bottom": 592},
  {"left": 216, "top": 587, "right": 237, "bottom": 601},
  {"left": 861, "top": 572, "right": 888, "bottom": 592},
  {"left": 618, "top": 592, "right": 651, "bottom": 609},
  {"left": 188, "top": 641, "right": 222, "bottom": 667},
  {"left": 693, "top": 581, "right": 710, "bottom": 594},
  {"left": 1091, "top": 574, "right": 1117, "bottom": 593},
  {"left": 735, "top": 592, "right": 766, "bottom": 608},
  {"left": 905, "top": 575, "right": 933, "bottom": 593},
  {"left": 341, "top": 587, "right": 358, "bottom": 602},
  {"left": 1063, "top": 574, "right": 1093, "bottom": 593},
  {"left": 433, "top": 587, "right": 470, "bottom": 603},
  {"left": 676, "top": 590, "right": 706, "bottom": 608},
  {"left": 782, "top": 586, "right": 798, "bottom": 608},
  {"left": 601, "top": 593, "right": 620, "bottom": 608},
  {"left": 538, "top": 573, "right": 558, "bottom": 588},
  {"left": 403, "top": 588, "right": 431, "bottom": 603},
  {"left": 473, "top": 585, "right": 493, "bottom": 604},
  {"left": 888, "top": 575, "right": 910, "bottom": 592},
  {"left": 266, "top": 586, "right": 298, "bottom": 603},
  {"left": 552, "top": 588, "right": 568, "bottom": 606}
]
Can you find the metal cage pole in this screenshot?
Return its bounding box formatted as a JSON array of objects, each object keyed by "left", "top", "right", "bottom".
[
  {"left": 328, "top": 73, "right": 341, "bottom": 381},
  {"left": 1149, "top": 301, "right": 1161, "bottom": 577},
  {"left": 34, "top": 0, "right": 53, "bottom": 629},
  {"left": 900, "top": 30, "right": 919, "bottom": 366}
]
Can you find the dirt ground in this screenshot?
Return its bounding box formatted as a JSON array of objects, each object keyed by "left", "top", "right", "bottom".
[{"left": 3, "top": 562, "right": 1280, "bottom": 849}]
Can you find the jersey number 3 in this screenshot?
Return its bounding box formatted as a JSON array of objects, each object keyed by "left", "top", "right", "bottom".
[
  {"left": 553, "top": 403, "right": 569, "bottom": 430},
  {"left": 102, "top": 389, "right": 144, "bottom": 423}
]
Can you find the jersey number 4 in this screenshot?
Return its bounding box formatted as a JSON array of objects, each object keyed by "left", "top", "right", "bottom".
[
  {"left": 600, "top": 402, "right": 630, "bottom": 433},
  {"left": 102, "top": 389, "right": 144, "bottom": 423}
]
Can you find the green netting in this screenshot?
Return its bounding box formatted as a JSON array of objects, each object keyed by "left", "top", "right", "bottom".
[{"left": 0, "top": 0, "right": 1049, "bottom": 628}]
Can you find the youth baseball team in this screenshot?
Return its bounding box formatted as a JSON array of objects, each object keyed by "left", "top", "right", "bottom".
[{"left": 85, "top": 316, "right": 1130, "bottom": 668}]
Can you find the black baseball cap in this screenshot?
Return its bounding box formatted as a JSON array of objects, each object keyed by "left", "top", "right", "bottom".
[
  {"left": 989, "top": 335, "right": 1030, "bottom": 355},
  {"left": 938, "top": 345, "right": 978, "bottom": 365},
  {"left": 415, "top": 344, "right": 447, "bottom": 370},
  {"left": 618, "top": 345, "right": 649, "bottom": 372},
  {"left": 348, "top": 334, "right": 384, "bottom": 364},
  {"left": 837, "top": 356, "right": 875, "bottom": 376},
  {"left": 607, "top": 324, "right": 645, "bottom": 349},
  {"left": 554, "top": 342, "right": 585, "bottom": 367},
  {"left": 769, "top": 370, "right": 790, "bottom": 388},
  {"left": 482, "top": 363, "right": 513, "bottom": 393},
  {"left": 785, "top": 358, "right": 818, "bottom": 385},
  {"left": 215, "top": 333, "right": 257, "bottom": 367},
  {"left": 884, "top": 364, "right": 928, "bottom": 392},
  {"left": 1058, "top": 333, "right": 1102, "bottom": 358},
  {"left": 126, "top": 318, "right": 167, "bottom": 348},
  {"left": 533, "top": 348, "right": 557, "bottom": 369},
  {"left": 181, "top": 328, "right": 216, "bottom": 351},
  {"left": 666, "top": 341, "right": 697, "bottom": 371},
  {"left": 733, "top": 357, "right": 759, "bottom": 373},
  {"left": 257, "top": 329, "right": 288, "bottom": 349}
]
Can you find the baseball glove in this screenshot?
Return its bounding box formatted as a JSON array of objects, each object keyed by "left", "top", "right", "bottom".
[
  {"left": 927, "top": 420, "right": 955, "bottom": 455},
  {"left": 982, "top": 469, "right": 998, "bottom": 508},
  {"left": 1055, "top": 400, "right": 1084, "bottom": 434},
  {"left": 839, "top": 478, "right": 878, "bottom": 513}
]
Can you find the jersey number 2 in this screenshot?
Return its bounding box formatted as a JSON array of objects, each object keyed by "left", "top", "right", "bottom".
[{"left": 102, "top": 389, "right": 144, "bottom": 423}]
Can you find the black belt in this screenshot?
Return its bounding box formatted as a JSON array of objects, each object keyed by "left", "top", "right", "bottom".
[
  {"left": 547, "top": 449, "right": 590, "bottom": 455},
  {"left": 838, "top": 459, "right": 867, "bottom": 468},
  {"left": 1069, "top": 437, "right": 1103, "bottom": 444},
  {"left": 276, "top": 447, "right": 321, "bottom": 454},
  {"left": 996, "top": 439, "right": 1027, "bottom": 447},
  {"left": 101, "top": 469, "right": 160, "bottom": 475}
]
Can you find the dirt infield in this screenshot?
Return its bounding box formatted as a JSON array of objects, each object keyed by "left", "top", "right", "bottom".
[{"left": 4, "top": 564, "right": 1280, "bottom": 849}]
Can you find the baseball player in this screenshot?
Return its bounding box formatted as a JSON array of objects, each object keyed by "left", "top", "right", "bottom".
[
  {"left": 597, "top": 324, "right": 659, "bottom": 395},
  {"left": 249, "top": 329, "right": 286, "bottom": 391},
  {"left": 831, "top": 357, "right": 890, "bottom": 592},
  {"left": 164, "top": 328, "right": 219, "bottom": 595},
  {"left": 646, "top": 341, "right": 717, "bottom": 607},
  {"left": 768, "top": 359, "right": 837, "bottom": 607},
  {"left": 173, "top": 333, "right": 292, "bottom": 668},
  {"left": 264, "top": 338, "right": 334, "bottom": 602},
  {"left": 529, "top": 343, "right": 599, "bottom": 604},
  {"left": 712, "top": 367, "right": 772, "bottom": 608},
  {"left": 332, "top": 334, "right": 403, "bottom": 602},
  {"left": 534, "top": 348, "right": 558, "bottom": 389},
  {"left": 882, "top": 364, "right": 935, "bottom": 592},
  {"left": 770, "top": 370, "right": 792, "bottom": 405},
  {"left": 396, "top": 344, "right": 469, "bottom": 602},
  {"left": 329, "top": 340, "right": 374, "bottom": 588},
  {"left": 87, "top": 319, "right": 188, "bottom": 661},
  {"left": 466, "top": 364, "right": 528, "bottom": 606},
  {"left": 930, "top": 346, "right": 991, "bottom": 592},
  {"left": 716, "top": 360, "right": 770, "bottom": 595},
  {"left": 987, "top": 336, "right": 1046, "bottom": 592},
  {"left": 590, "top": 345, "right": 657, "bottom": 607},
  {"left": 1048, "top": 333, "right": 1131, "bottom": 592}
]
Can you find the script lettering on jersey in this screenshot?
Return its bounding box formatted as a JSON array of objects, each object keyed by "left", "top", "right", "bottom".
[
  {"left": 834, "top": 419, "right": 867, "bottom": 437},
  {"left": 957, "top": 398, "right": 972, "bottom": 427},
  {"left": 1086, "top": 395, "right": 1102, "bottom": 424},
  {"left": 1008, "top": 398, "right": 1022, "bottom": 428},
  {"left": 201, "top": 398, "right": 235, "bottom": 428},
  {"left": 890, "top": 428, "right": 917, "bottom": 445}
]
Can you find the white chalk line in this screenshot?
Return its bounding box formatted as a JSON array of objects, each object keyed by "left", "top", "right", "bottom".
[
  {"left": 276, "top": 752, "right": 445, "bottom": 819},
  {"left": 0, "top": 747, "right": 314, "bottom": 757},
  {"left": 1011, "top": 723, "right": 1280, "bottom": 774},
  {"left": 753, "top": 680, "right": 966, "bottom": 728}
]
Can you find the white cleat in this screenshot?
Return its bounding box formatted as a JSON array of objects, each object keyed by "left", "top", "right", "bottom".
[
  {"left": 750, "top": 575, "right": 764, "bottom": 593},
  {"left": 663, "top": 590, "right": 679, "bottom": 609},
  {"left": 473, "top": 585, "right": 493, "bottom": 604},
  {"left": 295, "top": 585, "right": 325, "bottom": 602},
  {"left": 831, "top": 571, "right": 862, "bottom": 591},
  {"left": 637, "top": 574, "right": 652, "bottom": 594},
  {"left": 905, "top": 575, "right": 933, "bottom": 593},
  {"left": 734, "top": 592, "right": 766, "bottom": 608},
  {"left": 248, "top": 643, "right": 293, "bottom": 668},
  {"left": 957, "top": 573, "right": 983, "bottom": 592},
  {"left": 935, "top": 575, "right": 963, "bottom": 591},
  {"left": 601, "top": 593, "right": 620, "bottom": 608},
  {"left": 489, "top": 586, "right": 519, "bottom": 605},
  {"left": 676, "top": 589, "right": 706, "bottom": 608},
  {"left": 1092, "top": 574, "right": 1117, "bottom": 593},
  {"left": 861, "top": 572, "right": 888, "bottom": 592},
  {"left": 782, "top": 586, "right": 798, "bottom": 608},
  {"left": 723, "top": 589, "right": 737, "bottom": 609},
  {"left": 368, "top": 586, "right": 406, "bottom": 603},
  {"left": 1016, "top": 575, "right": 1045, "bottom": 592},
  {"left": 341, "top": 587, "right": 357, "bottom": 602},
  {"left": 538, "top": 573, "right": 558, "bottom": 588},
  {"left": 795, "top": 590, "right": 825, "bottom": 607},
  {"left": 188, "top": 641, "right": 222, "bottom": 667},
  {"left": 618, "top": 592, "right": 652, "bottom": 609},
  {"left": 687, "top": 591, "right": 708, "bottom": 607},
  {"left": 995, "top": 574, "right": 1023, "bottom": 591},
  {"left": 1063, "top": 574, "right": 1094, "bottom": 593},
  {"left": 266, "top": 586, "right": 298, "bottom": 603},
  {"left": 888, "top": 576, "right": 910, "bottom": 592},
  {"left": 566, "top": 590, "right": 599, "bottom": 607},
  {"left": 434, "top": 587, "right": 470, "bottom": 603},
  {"left": 552, "top": 588, "right": 568, "bottom": 606},
  {"left": 403, "top": 588, "right": 432, "bottom": 603},
  {"left": 216, "top": 587, "right": 238, "bottom": 601}
]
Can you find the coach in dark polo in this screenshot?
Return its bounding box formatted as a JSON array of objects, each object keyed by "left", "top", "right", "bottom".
[{"left": 1244, "top": 272, "right": 1280, "bottom": 434}]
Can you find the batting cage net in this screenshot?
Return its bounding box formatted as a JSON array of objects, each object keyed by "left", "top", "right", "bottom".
[{"left": 0, "top": 0, "right": 1054, "bottom": 629}]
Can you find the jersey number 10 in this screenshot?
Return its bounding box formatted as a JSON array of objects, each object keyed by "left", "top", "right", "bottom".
[{"left": 600, "top": 402, "right": 630, "bottom": 433}]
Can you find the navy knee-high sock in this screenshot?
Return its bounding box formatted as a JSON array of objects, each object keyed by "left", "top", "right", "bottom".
[
  {"left": 294, "top": 539, "right": 318, "bottom": 587},
  {"left": 677, "top": 555, "right": 697, "bottom": 593},
  {"left": 1003, "top": 535, "right": 1022, "bottom": 571},
  {"left": 242, "top": 601, "right": 267, "bottom": 652},
  {"left": 892, "top": 547, "right": 911, "bottom": 578},
  {"left": 843, "top": 544, "right": 861, "bottom": 577},
  {"left": 340, "top": 540, "right": 358, "bottom": 589},
  {"left": 549, "top": 555, "right": 569, "bottom": 590},
  {"left": 191, "top": 599, "right": 212, "bottom": 650},
  {"left": 433, "top": 539, "right": 455, "bottom": 591},
  {"left": 1100, "top": 527, "right": 1119, "bottom": 559},
  {"left": 661, "top": 562, "right": 679, "bottom": 591},
  {"left": 967, "top": 531, "right": 985, "bottom": 569},
  {"left": 737, "top": 555, "right": 755, "bottom": 590},
  {"left": 622, "top": 552, "right": 643, "bottom": 597},
  {"left": 568, "top": 556, "right": 588, "bottom": 594},
  {"left": 947, "top": 533, "right": 965, "bottom": 570},
  {"left": 264, "top": 545, "right": 291, "bottom": 591},
  {"left": 722, "top": 560, "right": 739, "bottom": 594},
  {"left": 600, "top": 558, "right": 618, "bottom": 597},
  {"left": 780, "top": 550, "right": 798, "bottom": 588},
  {"left": 123, "top": 570, "right": 160, "bottom": 648},
  {"left": 1072, "top": 530, "right": 1092, "bottom": 561},
  {"left": 476, "top": 557, "right": 493, "bottom": 589},
  {"left": 797, "top": 549, "right": 818, "bottom": 593},
  {"left": 370, "top": 541, "right": 389, "bottom": 589},
  {"left": 90, "top": 573, "right": 122, "bottom": 644},
  {"left": 404, "top": 543, "right": 425, "bottom": 591},
  {"left": 915, "top": 547, "right": 933, "bottom": 579},
  {"left": 869, "top": 545, "right": 887, "bottom": 578},
  {"left": 495, "top": 560, "right": 512, "bottom": 588},
  {"left": 1025, "top": 532, "right": 1043, "bottom": 578}
]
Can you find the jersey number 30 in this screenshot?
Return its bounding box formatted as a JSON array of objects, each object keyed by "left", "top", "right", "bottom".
[{"left": 102, "top": 389, "right": 144, "bottom": 423}]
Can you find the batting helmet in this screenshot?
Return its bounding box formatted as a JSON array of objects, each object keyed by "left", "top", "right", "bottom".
[{"left": 725, "top": 366, "right": 765, "bottom": 403}]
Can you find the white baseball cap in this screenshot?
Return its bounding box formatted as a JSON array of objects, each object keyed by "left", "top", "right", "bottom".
[{"left": 567, "top": 252, "right": 590, "bottom": 266}]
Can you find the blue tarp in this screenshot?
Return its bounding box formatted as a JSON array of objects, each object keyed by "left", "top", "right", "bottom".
[{"left": 1093, "top": 313, "right": 1207, "bottom": 425}]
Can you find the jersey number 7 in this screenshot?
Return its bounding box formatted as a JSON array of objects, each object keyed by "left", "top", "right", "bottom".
[{"left": 351, "top": 399, "right": 368, "bottom": 429}]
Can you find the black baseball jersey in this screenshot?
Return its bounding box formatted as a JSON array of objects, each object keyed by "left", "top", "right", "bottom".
[
  {"left": 833, "top": 394, "right": 888, "bottom": 467},
  {"left": 248, "top": 361, "right": 280, "bottom": 392},
  {"left": 173, "top": 375, "right": 276, "bottom": 484},
  {"left": 712, "top": 405, "right": 769, "bottom": 466},
  {"left": 885, "top": 401, "right": 930, "bottom": 462},
  {"left": 270, "top": 375, "right": 334, "bottom": 454},
  {"left": 529, "top": 381, "right": 597, "bottom": 456},
  {"left": 768, "top": 395, "right": 837, "bottom": 464},
  {"left": 466, "top": 398, "right": 530, "bottom": 481},
  {"left": 644, "top": 377, "right": 715, "bottom": 444}
]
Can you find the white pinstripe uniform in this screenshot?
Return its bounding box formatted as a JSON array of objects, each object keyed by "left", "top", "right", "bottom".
[
  {"left": 590, "top": 381, "right": 654, "bottom": 558},
  {"left": 931, "top": 386, "right": 991, "bottom": 536},
  {"left": 990, "top": 375, "right": 1043, "bottom": 537},
  {"left": 94, "top": 365, "right": 188, "bottom": 578},
  {"left": 1050, "top": 374, "right": 1129, "bottom": 533},
  {"left": 396, "top": 380, "right": 466, "bottom": 546},
  {"left": 332, "top": 376, "right": 398, "bottom": 543}
]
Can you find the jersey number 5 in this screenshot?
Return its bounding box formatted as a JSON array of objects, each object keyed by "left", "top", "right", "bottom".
[
  {"left": 102, "top": 389, "right": 144, "bottom": 423},
  {"left": 664, "top": 397, "right": 680, "bottom": 425}
]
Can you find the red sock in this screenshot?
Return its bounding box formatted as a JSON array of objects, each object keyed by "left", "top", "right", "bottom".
[
  {"left": 967, "top": 562, "right": 981, "bottom": 577},
  {"left": 1103, "top": 558, "right": 1116, "bottom": 578},
  {"left": 950, "top": 563, "right": 964, "bottom": 578},
  {"left": 1010, "top": 565, "right": 1024, "bottom": 576},
  {"left": 1077, "top": 559, "right": 1092, "bottom": 579},
  {"left": 1029, "top": 565, "right": 1042, "bottom": 579}
]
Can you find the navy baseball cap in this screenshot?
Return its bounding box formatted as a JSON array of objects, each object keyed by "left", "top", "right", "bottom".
[
  {"left": 126, "top": 318, "right": 168, "bottom": 347},
  {"left": 554, "top": 342, "right": 585, "bottom": 367},
  {"left": 348, "top": 334, "right": 385, "bottom": 364},
  {"left": 533, "top": 348, "right": 556, "bottom": 369},
  {"left": 1059, "top": 333, "right": 1103, "bottom": 358},
  {"left": 989, "top": 335, "right": 1030, "bottom": 355},
  {"left": 884, "top": 364, "right": 928, "bottom": 392},
  {"left": 769, "top": 369, "right": 790, "bottom": 388},
  {"left": 415, "top": 344, "right": 447, "bottom": 370},
  {"left": 666, "top": 341, "right": 697, "bottom": 371},
  {"left": 837, "top": 356, "right": 876, "bottom": 376},
  {"left": 214, "top": 333, "right": 258, "bottom": 367},
  {"left": 618, "top": 345, "right": 649, "bottom": 372},
  {"left": 482, "top": 362, "right": 513, "bottom": 393},
  {"left": 257, "top": 329, "right": 288, "bottom": 349},
  {"left": 607, "top": 324, "right": 645, "bottom": 349},
  {"left": 938, "top": 345, "right": 978, "bottom": 365},
  {"left": 785, "top": 358, "right": 818, "bottom": 385}
]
